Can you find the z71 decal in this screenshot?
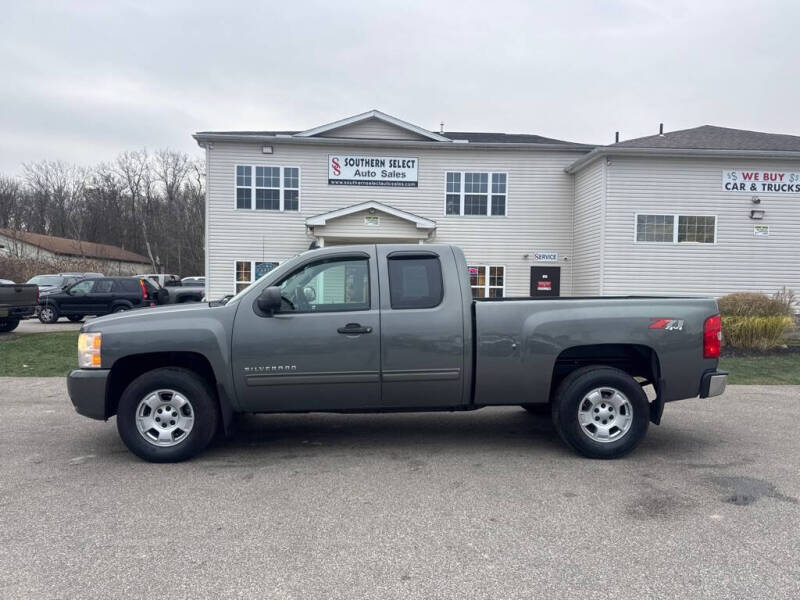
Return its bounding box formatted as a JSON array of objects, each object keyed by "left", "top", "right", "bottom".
[{"left": 649, "top": 318, "right": 685, "bottom": 331}]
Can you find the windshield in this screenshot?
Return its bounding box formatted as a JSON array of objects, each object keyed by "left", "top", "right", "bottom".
[{"left": 27, "top": 275, "right": 63, "bottom": 286}]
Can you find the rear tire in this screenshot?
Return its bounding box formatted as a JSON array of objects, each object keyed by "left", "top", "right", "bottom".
[
  {"left": 0, "top": 318, "right": 20, "bottom": 332},
  {"left": 116, "top": 367, "right": 219, "bottom": 463},
  {"left": 551, "top": 366, "right": 649, "bottom": 459},
  {"left": 67, "top": 315, "right": 84, "bottom": 323},
  {"left": 112, "top": 305, "right": 130, "bottom": 313},
  {"left": 38, "top": 304, "right": 59, "bottom": 324}
]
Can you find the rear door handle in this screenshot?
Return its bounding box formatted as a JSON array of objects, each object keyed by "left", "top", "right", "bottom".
[{"left": 337, "top": 323, "right": 373, "bottom": 335}]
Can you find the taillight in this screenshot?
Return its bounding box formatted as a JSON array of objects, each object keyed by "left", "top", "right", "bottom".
[
  {"left": 704, "top": 314, "right": 722, "bottom": 358},
  {"left": 139, "top": 279, "right": 148, "bottom": 300}
]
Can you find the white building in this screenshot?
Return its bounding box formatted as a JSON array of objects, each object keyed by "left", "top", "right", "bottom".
[{"left": 195, "top": 111, "right": 800, "bottom": 301}]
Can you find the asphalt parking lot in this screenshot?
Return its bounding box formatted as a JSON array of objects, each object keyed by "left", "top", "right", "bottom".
[
  {"left": 4, "top": 318, "right": 87, "bottom": 336},
  {"left": 0, "top": 379, "right": 798, "bottom": 599}
]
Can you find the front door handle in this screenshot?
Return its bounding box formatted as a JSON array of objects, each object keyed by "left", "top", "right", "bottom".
[{"left": 337, "top": 323, "right": 373, "bottom": 335}]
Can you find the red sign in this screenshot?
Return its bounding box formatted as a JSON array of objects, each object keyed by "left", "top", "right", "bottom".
[{"left": 537, "top": 281, "right": 552, "bottom": 291}]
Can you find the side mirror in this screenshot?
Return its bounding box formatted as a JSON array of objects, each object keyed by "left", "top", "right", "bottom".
[{"left": 256, "top": 286, "right": 282, "bottom": 316}]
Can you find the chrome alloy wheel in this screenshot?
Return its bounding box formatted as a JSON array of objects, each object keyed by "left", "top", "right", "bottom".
[
  {"left": 135, "top": 389, "right": 195, "bottom": 447},
  {"left": 39, "top": 307, "right": 55, "bottom": 322},
  {"left": 577, "top": 387, "right": 633, "bottom": 443}
]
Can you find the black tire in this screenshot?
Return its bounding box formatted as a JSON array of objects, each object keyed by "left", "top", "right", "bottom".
[
  {"left": 67, "top": 315, "right": 84, "bottom": 323},
  {"left": 551, "top": 366, "right": 649, "bottom": 459},
  {"left": 112, "top": 304, "right": 130, "bottom": 313},
  {"left": 38, "top": 304, "right": 59, "bottom": 324},
  {"left": 116, "top": 367, "right": 219, "bottom": 463},
  {"left": 0, "top": 318, "right": 20, "bottom": 332},
  {"left": 521, "top": 403, "right": 550, "bottom": 415}
]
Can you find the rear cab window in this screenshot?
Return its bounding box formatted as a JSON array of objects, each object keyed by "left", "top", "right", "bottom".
[{"left": 387, "top": 255, "right": 443, "bottom": 309}]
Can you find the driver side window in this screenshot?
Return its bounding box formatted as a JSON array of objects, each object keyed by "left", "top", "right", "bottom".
[
  {"left": 278, "top": 257, "right": 369, "bottom": 313},
  {"left": 69, "top": 280, "right": 95, "bottom": 295}
]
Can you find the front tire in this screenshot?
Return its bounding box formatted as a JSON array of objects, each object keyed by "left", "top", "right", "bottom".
[
  {"left": 551, "top": 366, "right": 649, "bottom": 459},
  {"left": 39, "top": 304, "right": 59, "bottom": 323},
  {"left": 116, "top": 367, "right": 219, "bottom": 462}
]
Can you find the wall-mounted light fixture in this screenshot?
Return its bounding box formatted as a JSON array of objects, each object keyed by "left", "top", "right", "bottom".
[
  {"left": 750, "top": 209, "right": 765, "bottom": 220},
  {"left": 262, "top": 145, "right": 273, "bottom": 154},
  {"left": 751, "top": 196, "right": 761, "bottom": 204}
]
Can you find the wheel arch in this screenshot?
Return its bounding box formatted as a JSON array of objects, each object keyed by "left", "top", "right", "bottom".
[
  {"left": 106, "top": 351, "right": 235, "bottom": 433},
  {"left": 550, "top": 344, "right": 664, "bottom": 424}
]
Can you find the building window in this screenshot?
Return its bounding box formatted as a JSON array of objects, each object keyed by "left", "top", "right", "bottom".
[
  {"left": 678, "top": 215, "right": 716, "bottom": 243},
  {"left": 235, "top": 260, "right": 279, "bottom": 293},
  {"left": 636, "top": 214, "right": 716, "bottom": 244},
  {"left": 445, "top": 172, "right": 507, "bottom": 216},
  {"left": 236, "top": 166, "right": 252, "bottom": 209},
  {"left": 468, "top": 265, "right": 505, "bottom": 298},
  {"left": 236, "top": 165, "right": 300, "bottom": 211}
]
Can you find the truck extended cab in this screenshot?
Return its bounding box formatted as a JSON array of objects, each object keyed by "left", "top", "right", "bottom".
[
  {"left": 67, "top": 244, "right": 727, "bottom": 462},
  {"left": 0, "top": 282, "right": 38, "bottom": 332}
]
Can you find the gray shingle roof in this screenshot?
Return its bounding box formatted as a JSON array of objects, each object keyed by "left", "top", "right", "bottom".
[
  {"left": 194, "top": 130, "right": 589, "bottom": 146},
  {"left": 612, "top": 125, "right": 800, "bottom": 151}
]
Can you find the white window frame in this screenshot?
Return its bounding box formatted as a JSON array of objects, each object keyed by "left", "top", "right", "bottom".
[
  {"left": 468, "top": 264, "right": 506, "bottom": 298},
  {"left": 234, "top": 259, "right": 280, "bottom": 294},
  {"left": 234, "top": 165, "right": 301, "bottom": 212},
  {"left": 444, "top": 171, "right": 508, "bottom": 216},
  {"left": 633, "top": 213, "right": 718, "bottom": 245}
]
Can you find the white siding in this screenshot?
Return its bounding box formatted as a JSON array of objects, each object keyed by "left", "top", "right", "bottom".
[
  {"left": 602, "top": 156, "right": 800, "bottom": 298},
  {"left": 313, "top": 209, "right": 428, "bottom": 241},
  {"left": 205, "top": 142, "right": 584, "bottom": 299},
  {"left": 571, "top": 159, "right": 605, "bottom": 295},
  {"left": 319, "top": 118, "right": 430, "bottom": 140}
]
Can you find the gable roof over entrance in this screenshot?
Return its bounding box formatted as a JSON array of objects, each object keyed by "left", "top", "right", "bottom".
[
  {"left": 306, "top": 201, "right": 436, "bottom": 230},
  {"left": 295, "top": 109, "right": 452, "bottom": 142}
]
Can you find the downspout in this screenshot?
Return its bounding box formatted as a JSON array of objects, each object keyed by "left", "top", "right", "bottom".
[{"left": 599, "top": 158, "right": 608, "bottom": 296}]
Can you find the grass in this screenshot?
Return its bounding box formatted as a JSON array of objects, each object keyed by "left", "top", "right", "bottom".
[
  {"left": 0, "top": 331, "right": 79, "bottom": 376},
  {"left": 719, "top": 354, "right": 800, "bottom": 385},
  {"left": 1, "top": 331, "right": 800, "bottom": 384}
]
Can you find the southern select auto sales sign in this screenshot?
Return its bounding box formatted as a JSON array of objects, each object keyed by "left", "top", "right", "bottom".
[
  {"left": 329, "top": 155, "right": 418, "bottom": 187},
  {"left": 723, "top": 170, "right": 800, "bottom": 193}
]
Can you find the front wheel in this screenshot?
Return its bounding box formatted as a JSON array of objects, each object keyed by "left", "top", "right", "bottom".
[
  {"left": 116, "top": 367, "right": 219, "bottom": 462},
  {"left": 551, "top": 366, "right": 649, "bottom": 459},
  {"left": 39, "top": 305, "right": 59, "bottom": 324}
]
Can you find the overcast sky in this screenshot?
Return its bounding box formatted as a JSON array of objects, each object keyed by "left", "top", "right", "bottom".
[{"left": 1, "top": 0, "right": 798, "bottom": 173}]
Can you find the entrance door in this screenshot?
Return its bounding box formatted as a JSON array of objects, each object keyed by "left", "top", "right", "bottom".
[
  {"left": 530, "top": 266, "right": 561, "bottom": 297},
  {"left": 231, "top": 249, "right": 381, "bottom": 412}
]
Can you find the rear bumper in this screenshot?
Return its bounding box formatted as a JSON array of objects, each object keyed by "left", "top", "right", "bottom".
[
  {"left": 67, "top": 369, "right": 110, "bottom": 420},
  {"left": 699, "top": 370, "right": 728, "bottom": 398},
  {"left": 0, "top": 306, "right": 36, "bottom": 320}
]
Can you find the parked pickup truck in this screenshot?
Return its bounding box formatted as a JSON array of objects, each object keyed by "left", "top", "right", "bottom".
[
  {"left": 138, "top": 274, "right": 204, "bottom": 304},
  {"left": 67, "top": 244, "right": 728, "bottom": 463},
  {"left": 0, "top": 282, "right": 38, "bottom": 332}
]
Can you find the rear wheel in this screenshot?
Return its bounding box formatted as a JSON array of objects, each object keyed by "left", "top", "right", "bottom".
[
  {"left": 112, "top": 305, "right": 130, "bottom": 313},
  {"left": 39, "top": 305, "right": 59, "bottom": 324},
  {"left": 0, "top": 318, "right": 20, "bottom": 332},
  {"left": 551, "top": 366, "right": 649, "bottom": 459},
  {"left": 116, "top": 367, "right": 219, "bottom": 462},
  {"left": 67, "top": 315, "right": 84, "bottom": 323}
]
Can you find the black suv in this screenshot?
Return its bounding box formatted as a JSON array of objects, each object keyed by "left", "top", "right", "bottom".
[{"left": 38, "top": 277, "right": 160, "bottom": 323}]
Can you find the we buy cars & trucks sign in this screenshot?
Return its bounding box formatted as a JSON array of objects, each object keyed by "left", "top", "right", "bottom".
[
  {"left": 723, "top": 170, "right": 800, "bottom": 193},
  {"left": 329, "top": 155, "right": 418, "bottom": 187}
]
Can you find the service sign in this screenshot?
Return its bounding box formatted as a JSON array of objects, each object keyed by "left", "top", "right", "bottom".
[
  {"left": 329, "top": 155, "right": 418, "bottom": 187},
  {"left": 723, "top": 170, "right": 800, "bottom": 193},
  {"left": 533, "top": 251, "right": 559, "bottom": 262}
]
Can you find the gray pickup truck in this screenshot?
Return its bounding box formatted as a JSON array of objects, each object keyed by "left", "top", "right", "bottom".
[
  {"left": 0, "top": 282, "right": 38, "bottom": 332},
  {"left": 67, "top": 244, "right": 727, "bottom": 462}
]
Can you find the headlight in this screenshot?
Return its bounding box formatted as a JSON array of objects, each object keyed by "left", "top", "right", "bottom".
[{"left": 78, "top": 333, "right": 102, "bottom": 368}]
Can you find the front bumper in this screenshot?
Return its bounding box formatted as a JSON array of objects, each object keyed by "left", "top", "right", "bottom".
[
  {"left": 67, "top": 369, "right": 110, "bottom": 420},
  {"left": 699, "top": 370, "right": 728, "bottom": 398}
]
